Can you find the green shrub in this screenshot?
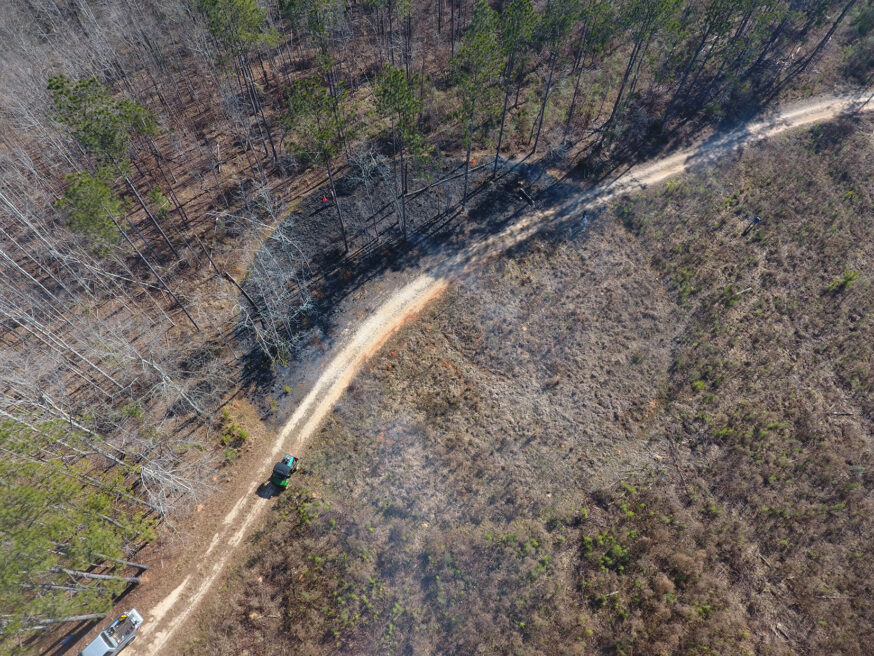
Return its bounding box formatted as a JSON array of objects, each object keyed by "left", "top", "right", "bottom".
[
  {"left": 825, "top": 269, "right": 860, "bottom": 293},
  {"left": 218, "top": 408, "right": 249, "bottom": 449}
]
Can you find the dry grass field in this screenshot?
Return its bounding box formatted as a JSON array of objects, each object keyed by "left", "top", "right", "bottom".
[{"left": 186, "top": 115, "right": 874, "bottom": 656}]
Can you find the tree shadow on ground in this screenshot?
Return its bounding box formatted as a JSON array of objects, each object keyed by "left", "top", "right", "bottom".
[
  {"left": 233, "top": 86, "right": 874, "bottom": 410},
  {"left": 235, "top": 158, "right": 542, "bottom": 406}
]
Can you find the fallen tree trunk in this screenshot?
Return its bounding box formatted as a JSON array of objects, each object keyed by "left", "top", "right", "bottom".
[
  {"left": 48, "top": 568, "right": 141, "bottom": 584},
  {"left": 11, "top": 613, "right": 107, "bottom": 633}
]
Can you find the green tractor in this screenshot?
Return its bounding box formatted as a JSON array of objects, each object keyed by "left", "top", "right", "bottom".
[{"left": 270, "top": 454, "right": 298, "bottom": 490}]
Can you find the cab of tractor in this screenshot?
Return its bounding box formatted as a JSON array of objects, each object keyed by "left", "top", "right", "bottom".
[{"left": 269, "top": 454, "right": 298, "bottom": 489}]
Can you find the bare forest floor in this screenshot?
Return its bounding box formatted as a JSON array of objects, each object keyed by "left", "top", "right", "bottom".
[{"left": 184, "top": 114, "right": 874, "bottom": 656}]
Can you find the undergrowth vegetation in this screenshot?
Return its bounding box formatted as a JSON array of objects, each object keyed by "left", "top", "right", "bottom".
[
  {"left": 188, "top": 117, "right": 874, "bottom": 655},
  {"left": 613, "top": 113, "right": 874, "bottom": 654}
]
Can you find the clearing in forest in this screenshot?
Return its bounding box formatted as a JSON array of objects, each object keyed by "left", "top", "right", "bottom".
[{"left": 185, "top": 115, "right": 874, "bottom": 655}]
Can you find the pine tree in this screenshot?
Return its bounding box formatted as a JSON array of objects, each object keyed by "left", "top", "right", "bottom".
[
  {"left": 374, "top": 64, "right": 427, "bottom": 239},
  {"left": 196, "top": 0, "right": 280, "bottom": 161},
  {"left": 493, "top": 0, "right": 538, "bottom": 175},
  {"left": 282, "top": 78, "right": 349, "bottom": 252},
  {"left": 0, "top": 417, "right": 154, "bottom": 642},
  {"left": 530, "top": 0, "right": 576, "bottom": 154},
  {"left": 196, "top": 0, "right": 277, "bottom": 52},
  {"left": 55, "top": 169, "right": 123, "bottom": 254},
  {"left": 564, "top": 0, "right": 614, "bottom": 140},
  {"left": 280, "top": 0, "right": 351, "bottom": 157},
  {"left": 603, "top": 0, "right": 680, "bottom": 134},
  {"left": 48, "top": 75, "right": 200, "bottom": 331},
  {"left": 47, "top": 75, "right": 158, "bottom": 169},
  {"left": 454, "top": 0, "right": 502, "bottom": 204}
]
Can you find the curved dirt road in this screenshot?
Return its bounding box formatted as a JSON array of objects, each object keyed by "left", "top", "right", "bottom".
[{"left": 129, "top": 90, "right": 872, "bottom": 655}]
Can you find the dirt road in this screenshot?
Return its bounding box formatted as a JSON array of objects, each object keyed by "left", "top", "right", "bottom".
[{"left": 127, "top": 89, "right": 872, "bottom": 656}]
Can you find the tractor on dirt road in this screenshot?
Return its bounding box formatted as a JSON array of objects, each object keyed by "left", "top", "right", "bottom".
[{"left": 269, "top": 454, "right": 298, "bottom": 490}]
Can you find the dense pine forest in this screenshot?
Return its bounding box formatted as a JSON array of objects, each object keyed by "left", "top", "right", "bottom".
[{"left": 0, "top": 0, "right": 870, "bottom": 650}]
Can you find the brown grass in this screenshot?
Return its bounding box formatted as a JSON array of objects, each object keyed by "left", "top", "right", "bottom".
[{"left": 185, "top": 115, "right": 874, "bottom": 656}]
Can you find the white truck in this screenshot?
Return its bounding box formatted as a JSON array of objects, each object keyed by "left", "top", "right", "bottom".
[{"left": 79, "top": 609, "right": 143, "bottom": 656}]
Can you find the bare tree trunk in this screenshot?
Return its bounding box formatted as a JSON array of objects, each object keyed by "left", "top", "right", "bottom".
[
  {"left": 462, "top": 106, "right": 475, "bottom": 204},
  {"left": 603, "top": 37, "right": 642, "bottom": 132},
  {"left": 108, "top": 216, "right": 200, "bottom": 331},
  {"left": 121, "top": 210, "right": 164, "bottom": 264},
  {"left": 325, "top": 160, "right": 349, "bottom": 253},
  {"left": 494, "top": 51, "right": 517, "bottom": 176},
  {"left": 778, "top": 0, "right": 857, "bottom": 88},
  {"left": 0, "top": 308, "right": 127, "bottom": 392},
  {"left": 532, "top": 51, "right": 557, "bottom": 154},
  {"left": 16, "top": 613, "right": 107, "bottom": 631},
  {"left": 450, "top": 0, "right": 456, "bottom": 57},
  {"left": 20, "top": 584, "right": 107, "bottom": 594},
  {"left": 400, "top": 148, "right": 408, "bottom": 239},
  {"left": 124, "top": 176, "right": 179, "bottom": 257},
  {"left": 236, "top": 54, "right": 271, "bottom": 161},
  {"left": 326, "top": 66, "right": 352, "bottom": 160},
  {"left": 48, "top": 568, "right": 140, "bottom": 584},
  {"left": 664, "top": 26, "right": 714, "bottom": 121},
  {"left": 223, "top": 271, "right": 262, "bottom": 324},
  {"left": 241, "top": 54, "right": 279, "bottom": 161}
]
